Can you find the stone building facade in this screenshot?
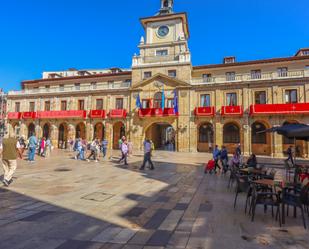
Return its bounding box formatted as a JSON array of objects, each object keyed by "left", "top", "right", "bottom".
[{"left": 5, "top": 0, "right": 309, "bottom": 157}]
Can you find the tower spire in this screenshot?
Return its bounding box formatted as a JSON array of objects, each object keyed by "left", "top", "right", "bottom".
[{"left": 158, "top": 0, "right": 174, "bottom": 15}]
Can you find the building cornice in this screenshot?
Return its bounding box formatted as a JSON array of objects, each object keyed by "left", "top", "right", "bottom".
[{"left": 193, "top": 55, "right": 309, "bottom": 71}]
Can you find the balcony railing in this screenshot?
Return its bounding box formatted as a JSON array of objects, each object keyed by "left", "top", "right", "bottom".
[
  {"left": 192, "top": 70, "right": 307, "bottom": 85},
  {"left": 8, "top": 81, "right": 131, "bottom": 96}
]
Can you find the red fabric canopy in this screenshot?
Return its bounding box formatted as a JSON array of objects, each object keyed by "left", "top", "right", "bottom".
[
  {"left": 250, "top": 103, "right": 309, "bottom": 116},
  {"left": 194, "top": 107, "right": 215, "bottom": 117},
  {"left": 221, "top": 106, "right": 243, "bottom": 116}
]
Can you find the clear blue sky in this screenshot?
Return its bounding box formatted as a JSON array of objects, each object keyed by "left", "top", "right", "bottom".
[{"left": 0, "top": 0, "right": 308, "bottom": 92}]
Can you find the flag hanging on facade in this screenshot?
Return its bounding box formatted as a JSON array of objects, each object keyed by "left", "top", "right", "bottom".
[
  {"left": 136, "top": 93, "right": 142, "bottom": 109},
  {"left": 173, "top": 90, "right": 179, "bottom": 114},
  {"left": 161, "top": 88, "right": 165, "bottom": 110}
]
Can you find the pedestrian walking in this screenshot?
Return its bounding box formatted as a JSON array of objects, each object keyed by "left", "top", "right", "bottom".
[
  {"left": 212, "top": 145, "right": 221, "bottom": 173},
  {"left": 286, "top": 145, "right": 294, "bottom": 165},
  {"left": 220, "top": 145, "right": 229, "bottom": 174},
  {"left": 45, "top": 138, "right": 52, "bottom": 158},
  {"left": 101, "top": 138, "right": 108, "bottom": 158},
  {"left": 118, "top": 138, "right": 128, "bottom": 165},
  {"left": 87, "top": 139, "right": 99, "bottom": 162},
  {"left": 140, "top": 139, "right": 154, "bottom": 170},
  {"left": 28, "top": 133, "right": 37, "bottom": 162},
  {"left": 40, "top": 137, "right": 46, "bottom": 157},
  {"left": 0, "top": 134, "right": 21, "bottom": 187},
  {"left": 18, "top": 136, "right": 26, "bottom": 159}
]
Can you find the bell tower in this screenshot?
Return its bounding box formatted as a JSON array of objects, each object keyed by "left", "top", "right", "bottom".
[{"left": 158, "top": 0, "right": 174, "bottom": 15}]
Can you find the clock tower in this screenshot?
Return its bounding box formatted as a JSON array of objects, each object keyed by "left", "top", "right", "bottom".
[{"left": 132, "top": 0, "right": 191, "bottom": 83}]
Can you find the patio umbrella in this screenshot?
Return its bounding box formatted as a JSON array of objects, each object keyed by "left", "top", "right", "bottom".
[{"left": 260, "top": 124, "right": 309, "bottom": 141}]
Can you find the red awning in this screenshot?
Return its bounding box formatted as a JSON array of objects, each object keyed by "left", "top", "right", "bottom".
[
  {"left": 109, "top": 109, "right": 127, "bottom": 119},
  {"left": 7, "top": 112, "right": 21, "bottom": 120},
  {"left": 250, "top": 103, "right": 309, "bottom": 116},
  {"left": 194, "top": 107, "right": 215, "bottom": 117},
  {"left": 37, "top": 110, "right": 87, "bottom": 119},
  {"left": 22, "top": 112, "right": 37, "bottom": 119},
  {"left": 89, "top": 110, "right": 106, "bottom": 119},
  {"left": 138, "top": 108, "right": 178, "bottom": 118},
  {"left": 221, "top": 106, "right": 243, "bottom": 116}
]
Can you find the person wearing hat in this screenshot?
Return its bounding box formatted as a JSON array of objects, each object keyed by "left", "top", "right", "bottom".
[{"left": 0, "top": 134, "right": 21, "bottom": 187}]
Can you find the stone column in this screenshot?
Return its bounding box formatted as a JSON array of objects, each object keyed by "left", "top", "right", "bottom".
[
  {"left": 50, "top": 125, "right": 58, "bottom": 147},
  {"left": 214, "top": 119, "right": 223, "bottom": 148}
]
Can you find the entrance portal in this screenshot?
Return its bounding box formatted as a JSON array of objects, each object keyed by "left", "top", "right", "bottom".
[{"left": 146, "top": 123, "right": 175, "bottom": 151}]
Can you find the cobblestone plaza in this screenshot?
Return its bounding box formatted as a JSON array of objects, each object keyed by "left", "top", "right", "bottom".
[{"left": 0, "top": 150, "right": 308, "bottom": 249}]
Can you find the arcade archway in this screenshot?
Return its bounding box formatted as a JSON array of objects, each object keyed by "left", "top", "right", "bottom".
[
  {"left": 28, "top": 123, "right": 35, "bottom": 138},
  {"left": 94, "top": 123, "right": 105, "bottom": 141},
  {"left": 76, "top": 123, "right": 86, "bottom": 139},
  {"left": 145, "top": 123, "right": 176, "bottom": 151},
  {"left": 58, "top": 123, "right": 68, "bottom": 149},
  {"left": 251, "top": 121, "right": 271, "bottom": 156},
  {"left": 43, "top": 123, "right": 50, "bottom": 139},
  {"left": 197, "top": 123, "right": 214, "bottom": 153},
  {"left": 113, "top": 122, "right": 126, "bottom": 149}
]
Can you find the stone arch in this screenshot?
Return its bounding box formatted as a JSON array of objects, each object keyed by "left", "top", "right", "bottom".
[
  {"left": 58, "top": 123, "right": 68, "bottom": 149},
  {"left": 144, "top": 121, "right": 176, "bottom": 151},
  {"left": 42, "top": 123, "right": 51, "bottom": 139},
  {"left": 27, "top": 123, "right": 35, "bottom": 138},
  {"left": 197, "top": 122, "right": 214, "bottom": 153},
  {"left": 113, "top": 121, "right": 126, "bottom": 149},
  {"left": 76, "top": 122, "right": 86, "bottom": 139},
  {"left": 251, "top": 120, "right": 271, "bottom": 156},
  {"left": 94, "top": 122, "right": 105, "bottom": 141},
  {"left": 223, "top": 121, "right": 241, "bottom": 154}
]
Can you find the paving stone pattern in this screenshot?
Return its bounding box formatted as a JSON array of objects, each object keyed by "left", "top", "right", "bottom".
[{"left": 0, "top": 150, "right": 308, "bottom": 248}]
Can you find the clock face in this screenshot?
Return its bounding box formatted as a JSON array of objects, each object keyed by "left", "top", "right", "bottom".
[{"left": 157, "top": 25, "right": 169, "bottom": 37}]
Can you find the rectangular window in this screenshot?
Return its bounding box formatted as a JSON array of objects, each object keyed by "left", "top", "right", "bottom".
[
  {"left": 59, "top": 84, "right": 64, "bottom": 91},
  {"left": 168, "top": 70, "right": 176, "bottom": 78},
  {"left": 251, "top": 70, "right": 262, "bottom": 79},
  {"left": 96, "top": 99, "right": 103, "bottom": 110},
  {"left": 91, "top": 82, "right": 97, "bottom": 90},
  {"left": 166, "top": 99, "right": 174, "bottom": 108},
  {"left": 142, "top": 99, "right": 150, "bottom": 109},
  {"left": 156, "top": 49, "right": 168, "bottom": 56},
  {"left": 44, "top": 101, "right": 51, "bottom": 111},
  {"left": 78, "top": 100, "right": 85, "bottom": 110},
  {"left": 144, "top": 71, "right": 152, "bottom": 79},
  {"left": 226, "top": 72, "right": 236, "bottom": 81},
  {"left": 29, "top": 102, "right": 35, "bottom": 112},
  {"left": 45, "top": 85, "right": 50, "bottom": 92},
  {"left": 278, "top": 67, "right": 288, "bottom": 77},
  {"left": 115, "top": 98, "right": 124, "bottom": 109},
  {"left": 285, "top": 89, "right": 298, "bottom": 103},
  {"left": 200, "top": 94, "right": 211, "bottom": 107},
  {"left": 254, "top": 91, "right": 266, "bottom": 104},
  {"left": 15, "top": 102, "right": 20, "bottom": 112},
  {"left": 75, "top": 83, "right": 80, "bottom": 90},
  {"left": 202, "top": 74, "right": 212, "bottom": 83},
  {"left": 226, "top": 93, "right": 237, "bottom": 106},
  {"left": 61, "top": 101, "right": 67, "bottom": 111}
]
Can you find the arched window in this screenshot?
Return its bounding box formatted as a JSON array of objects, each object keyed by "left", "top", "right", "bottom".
[
  {"left": 199, "top": 123, "right": 214, "bottom": 143},
  {"left": 153, "top": 92, "right": 162, "bottom": 108},
  {"left": 223, "top": 123, "right": 240, "bottom": 143},
  {"left": 252, "top": 122, "right": 266, "bottom": 144}
]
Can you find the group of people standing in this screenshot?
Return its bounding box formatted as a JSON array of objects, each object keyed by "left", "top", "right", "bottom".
[
  {"left": 73, "top": 137, "right": 108, "bottom": 162},
  {"left": 27, "top": 134, "right": 52, "bottom": 162}
]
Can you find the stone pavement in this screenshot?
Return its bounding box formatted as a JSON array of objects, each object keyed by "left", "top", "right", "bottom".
[{"left": 0, "top": 150, "right": 308, "bottom": 249}]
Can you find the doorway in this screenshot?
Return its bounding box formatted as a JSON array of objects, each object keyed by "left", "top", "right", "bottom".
[{"left": 145, "top": 123, "right": 176, "bottom": 151}]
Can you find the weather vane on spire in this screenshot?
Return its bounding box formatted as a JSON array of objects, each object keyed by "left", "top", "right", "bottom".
[{"left": 157, "top": 0, "right": 174, "bottom": 15}]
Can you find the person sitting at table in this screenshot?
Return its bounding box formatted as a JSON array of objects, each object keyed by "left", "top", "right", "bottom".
[{"left": 247, "top": 154, "right": 257, "bottom": 169}]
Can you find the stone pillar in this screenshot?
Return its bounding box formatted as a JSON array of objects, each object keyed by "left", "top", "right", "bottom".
[
  {"left": 105, "top": 122, "right": 113, "bottom": 150},
  {"left": 68, "top": 124, "right": 75, "bottom": 140},
  {"left": 87, "top": 122, "right": 93, "bottom": 141},
  {"left": 190, "top": 120, "right": 198, "bottom": 153},
  {"left": 50, "top": 125, "right": 58, "bottom": 147},
  {"left": 243, "top": 120, "right": 250, "bottom": 156},
  {"left": 214, "top": 120, "right": 223, "bottom": 148}
]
